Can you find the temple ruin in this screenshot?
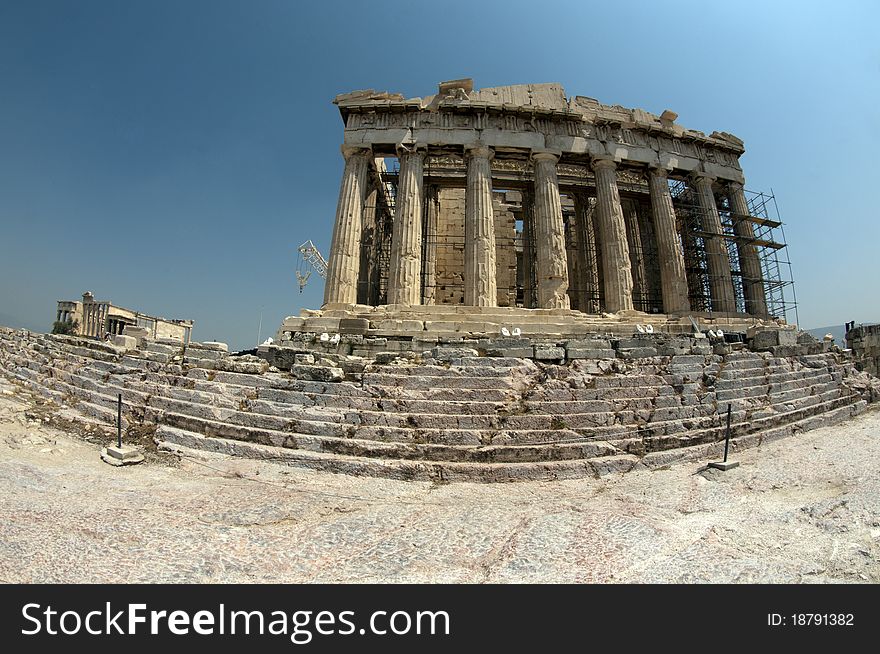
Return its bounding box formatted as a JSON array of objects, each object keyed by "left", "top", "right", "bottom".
[
  {"left": 56, "top": 291, "right": 193, "bottom": 343},
  {"left": 1, "top": 80, "right": 874, "bottom": 484},
  {"left": 279, "top": 79, "right": 795, "bottom": 343}
]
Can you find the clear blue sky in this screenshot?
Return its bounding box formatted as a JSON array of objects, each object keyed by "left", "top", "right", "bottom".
[{"left": 1, "top": 0, "right": 877, "bottom": 349}]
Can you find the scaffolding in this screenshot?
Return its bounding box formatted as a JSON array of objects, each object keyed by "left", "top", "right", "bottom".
[
  {"left": 747, "top": 190, "right": 798, "bottom": 323},
  {"left": 669, "top": 179, "right": 797, "bottom": 323}
]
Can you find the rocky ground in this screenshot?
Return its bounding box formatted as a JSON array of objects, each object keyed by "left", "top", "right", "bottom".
[{"left": 0, "top": 375, "right": 877, "bottom": 583}]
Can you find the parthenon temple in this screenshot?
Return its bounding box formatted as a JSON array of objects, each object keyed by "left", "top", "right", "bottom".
[
  {"left": 282, "top": 79, "right": 792, "bottom": 340},
  {"left": 4, "top": 81, "right": 873, "bottom": 487}
]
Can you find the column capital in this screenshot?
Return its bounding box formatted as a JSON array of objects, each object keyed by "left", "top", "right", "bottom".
[
  {"left": 647, "top": 163, "right": 672, "bottom": 177},
  {"left": 340, "top": 144, "right": 371, "bottom": 160},
  {"left": 591, "top": 155, "right": 617, "bottom": 171},
  {"left": 530, "top": 149, "right": 561, "bottom": 164},
  {"left": 727, "top": 180, "right": 744, "bottom": 192},
  {"left": 689, "top": 170, "right": 717, "bottom": 184},
  {"left": 395, "top": 142, "right": 427, "bottom": 158},
  {"left": 464, "top": 144, "right": 494, "bottom": 160}
]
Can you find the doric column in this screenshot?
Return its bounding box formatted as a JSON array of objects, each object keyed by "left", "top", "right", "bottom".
[
  {"left": 592, "top": 157, "right": 633, "bottom": 313},
  {"left": 521, "top": 190, "right": 536, "bottom": 308},
  {"left": 573, "top": 193, "right": 599, "bottom": 313},
  {"left": 464, "top": 145, "right": 497, "bottom": 306},
  {"left": 648, "top": 166, "right": 690, "bottom": 313},
  {"left": 727, "top": 181, "right": 768, "bottom": 316},
  {"left": 622, "top": 198, "right": 647, "bottom": 310},
  {"left": 531, "top": 151, "right": 570, "bottom": 309},
  {"left": 323, "top": 145, "right": 371, "bottom": 306},
  {"left": 387, "top": 144, "right": 426, "bottom": 306},
  {"left": 358, "top": 186, "right": 379, "bottom": 306},
  {"left": 690, "top": 172, "right": 737, "bottom": 313},
  {"left": 422, "top": 185, "right": 439, "bottom": 305},
  {"left": 564, "top": 215, "right": 579, "bottom": 311}
]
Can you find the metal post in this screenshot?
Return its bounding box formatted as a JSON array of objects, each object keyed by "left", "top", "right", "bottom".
[
  {"left": 117, "top": 393, "right": 122, "bottom": 449},
  {"left": 723, "top": 402, "right": 732, "bottom": 463}
]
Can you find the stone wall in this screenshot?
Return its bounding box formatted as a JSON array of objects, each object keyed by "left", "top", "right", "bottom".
[
  {"left": 434, "top": 188, "right": 465, "bottom": 305},
  {"left": 493, "top": 192, "right": 517, "bottom": 307},
  {"left": 847, "top": 324, "right": 880, "bottom": 376}
]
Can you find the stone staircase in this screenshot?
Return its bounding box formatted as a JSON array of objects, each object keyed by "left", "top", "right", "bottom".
[{"left": 0, "top": 326, "right": 874, "bottom": 483}]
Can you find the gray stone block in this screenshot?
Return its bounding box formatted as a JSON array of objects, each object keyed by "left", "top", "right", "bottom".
[
  {"left": 533, "top": 346, "right": 565, "bottom": 360},
  {"left": 214, "top": 357, "right": 269, "bottom": 375},
  {"left": 751, "top": 329, "right": 788, "bottom": 350},
  {"left": 112, "top": 335, "right": 137, "bottom": 350},
  {"left": 338, "top": 318, "right": 370, "bottom": 334},
  {"left": 431, "top": 347, "right": 479, "bottom": 361},
  {"left": 566, "top": 348, "right": 616, "bottom": 359},
  {"left": 290, "top": 365, "right": 344, "bottom": 382},
  {"left": 655, "top": 338, "right": 694, "bottom": 356},
  {"left": 564, "top": 338, "right": 612, "bottom": 350},
  {"left": 486, "top": 347, "right": 533, "bottom": 358},
  {"left": 616, "top": 347, "right": 658, "bottom": 359},
  {"left": 616, "top": 337, "right": 658, "bottom": 349}
]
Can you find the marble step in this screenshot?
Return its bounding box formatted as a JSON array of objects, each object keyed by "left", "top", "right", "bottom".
[{"left": 154, "top": 397, "right": 867, "bottom": 483}]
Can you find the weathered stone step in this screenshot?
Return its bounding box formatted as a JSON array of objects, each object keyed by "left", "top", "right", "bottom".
[
  {"left": 361, "top": 372, "right": 522, "bottom": 390},
  {"left": 155, "top": 411, "right": 633, "bottom": 463},
  {"left": 156, "top": 426, "right": 642, "bottom": 483},
  {"left": 718, "top": 386, "right": 848, "bottom": 415},
  {"left": 716, "top": 369, "right": 768, "bottom": 384},
  {"left": 185, "top": 368, "right": 372, "bottom": 397},
  {"left": 154, "top": 394, "right": 866, "bottom": 483},
  {"left": 365, "top": 363, "right": 523, "bottom": 378},
  {"left": 717, "top": 369, "right": 833, "bottom": 391},
  {"left": 715, "top": 384, "right": 770, "bottom": 401},
  {"left": 767, "top": 370, "right": 836, "bottom": 387},
  {"left": 715, "top": 369, "right": 832, "bottom": 392}
]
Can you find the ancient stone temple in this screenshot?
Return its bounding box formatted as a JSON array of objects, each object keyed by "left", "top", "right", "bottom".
[
  {"left": 5, "top": 80, "right": 852, "bottom": 487},
  {"left": 281, "top": 79, "right": 788, "bottom": 342}
]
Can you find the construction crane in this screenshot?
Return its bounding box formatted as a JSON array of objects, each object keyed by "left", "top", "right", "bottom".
[{"left": 295, "top": 240, "right": 328, "bottom": 293}]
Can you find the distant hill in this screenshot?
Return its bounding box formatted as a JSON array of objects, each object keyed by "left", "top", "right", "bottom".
[
  {"left": 0, "top": 312, "right": 44, "bottom": 334},
  {"left": 804, "top": 324, "right": 847, "bottom": 347}
]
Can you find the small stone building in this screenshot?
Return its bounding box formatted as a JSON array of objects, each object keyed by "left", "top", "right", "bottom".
[{"left": 56, "top": 292, "right": 193, "bottom": 343}]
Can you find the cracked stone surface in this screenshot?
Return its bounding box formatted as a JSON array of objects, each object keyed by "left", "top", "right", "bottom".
[{"left": 0, "top": 379, "right": 877, "bottom": 583}]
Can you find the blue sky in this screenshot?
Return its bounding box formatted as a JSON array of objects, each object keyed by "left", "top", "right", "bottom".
[{"left": 1, "top": 0, "right": 877, "bottom": 349}]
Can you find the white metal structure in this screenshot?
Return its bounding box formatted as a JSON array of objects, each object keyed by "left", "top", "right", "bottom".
[{"left": 296, "top": 240, "right": 328, "bottom": 292}]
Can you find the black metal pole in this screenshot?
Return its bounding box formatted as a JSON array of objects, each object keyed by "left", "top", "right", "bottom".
[
  {"left": 117, "top": 393, "right": 122, "bottom": 449},
  {"left": 723, "top": 403, "right": 732, "bottom": 463}
]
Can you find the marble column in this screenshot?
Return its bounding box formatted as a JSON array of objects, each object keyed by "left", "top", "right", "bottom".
[
  {"left": 573, "top": 193, "right": 599, "bottom": 313},
  {"left": 622, "top": 198, "right": 647, "bottom": 311},
  {"left": 648, "top": 167, "right": 690, "bottom": 313},
  {"left": 464, "top": 145, "right": 497, "bottom": 307},
  {"left": 422, "top": 185, "right": 440, "bottom": 305},
  {"left": 592, "top": 157, "right": 633, "bottom": 313},
  {"left": 358, "top": 186, "right": 379, "bottom": 306},
  {"left": 690, "top": 172, "right": 737, "bottom": 313},
  {"left": 323, "top": 145, "right": 371, "bottom": 306},
  {"left": 727, "top": 181, "right": 768, "bottom": 316},
  {"left": 564, "top": 215, "right": 579, "bottom": 311},
  {"left": 521, "top": 190, "right": 536, "bottom": 309},
  {"left": 531, "top": 151, "right": 570, "bottom": 309},
  {"left": 387, "top": 144, "right": 425, "bottom": 306}
]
